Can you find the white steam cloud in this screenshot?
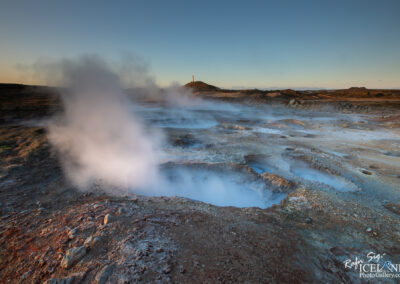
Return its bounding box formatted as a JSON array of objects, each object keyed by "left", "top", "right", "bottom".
[{"left": 47, "top": 56, "right": 163, "bottom": 191}]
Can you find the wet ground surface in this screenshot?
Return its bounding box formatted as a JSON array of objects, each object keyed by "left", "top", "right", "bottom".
[
  {"left": 1, "top": 91, "right": 400, "bottom": 283},
  {"left": 135, "top": 101, "right": 400, "bottom": 206}
]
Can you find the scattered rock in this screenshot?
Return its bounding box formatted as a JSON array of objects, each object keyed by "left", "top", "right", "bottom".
[
  {"left": 68, "top": 228, "right": 77, "bottom": 239},
  {"left": 93, "top": 204, "right": 101, "bottom": 209},
  {"left": 104, "top": 214, "right": 114, "bottom": 225},
  {"left": 360, "top": 170, "right": 372, "bottom": 175},
  {"left": 60, "top": 246, "right": 87, "bottom": 269},
  {"left": 288, "top": 99, "right": 300, "bottom": 106},
  {"left": 84, "top": 236, "right": 102, "bottom": 248}
]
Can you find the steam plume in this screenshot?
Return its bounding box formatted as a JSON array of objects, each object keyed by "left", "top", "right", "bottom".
[{"left": 47, "top": 56, "right": 162, "bottom": 192}]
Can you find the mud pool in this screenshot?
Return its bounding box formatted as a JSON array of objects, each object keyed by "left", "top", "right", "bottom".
[{"left": 131, "top": 101, "right": 400, "bottom": 208}]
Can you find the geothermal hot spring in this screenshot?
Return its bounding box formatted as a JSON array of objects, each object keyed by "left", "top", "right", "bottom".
[
  {"left": 50, "top": 94, "right": 400, "bottom": 208},
  {"left": 47, "top": 61, "right": 400, "bottom": 209},
  {"left": 85, "top": 98, "right": 398, "bottom": 209}
]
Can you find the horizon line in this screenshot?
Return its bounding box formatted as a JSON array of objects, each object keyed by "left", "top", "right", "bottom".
[{"left": 1, "top": 81, "right": 400, "bottom": 91}]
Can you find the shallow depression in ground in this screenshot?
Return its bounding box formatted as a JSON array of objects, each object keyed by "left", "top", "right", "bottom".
[{"left": 130, "top": 101, "right": 400, "bottom": 208}]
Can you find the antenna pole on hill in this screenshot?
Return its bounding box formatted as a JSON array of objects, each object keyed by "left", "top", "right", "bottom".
[{"left": 192, "top": 75, "right": 194, "bottom": 83}]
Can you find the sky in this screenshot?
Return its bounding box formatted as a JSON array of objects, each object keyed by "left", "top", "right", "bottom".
[{"left": 0, "top": 0, "right": 399, "bottom": 89}]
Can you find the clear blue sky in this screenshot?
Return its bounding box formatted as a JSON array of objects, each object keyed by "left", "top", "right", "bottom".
[{"left": 1, "top": 0, "right": 399, "bottom": 88}]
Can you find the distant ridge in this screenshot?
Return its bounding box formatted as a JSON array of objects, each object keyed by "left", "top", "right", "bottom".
[
  {"left": 184, "top": 81, "right": 220, "bottom": 92},
  {"left": 182, "top": 81, "right": 400, "bottom": 103}
]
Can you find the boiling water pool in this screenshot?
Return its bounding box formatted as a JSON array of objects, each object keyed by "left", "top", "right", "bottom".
[
  {"left": 130, "top": 101, "right": 400, "bottom": 207},
  {"left": 126, "top": 101, "right": 400, "bottom": 207}
]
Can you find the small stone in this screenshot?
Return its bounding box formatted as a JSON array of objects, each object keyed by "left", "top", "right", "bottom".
[
  {"left": 60, "top": 246, "right": 87, "bottom": 269},
  {"left": 68, "top": 228, "right": 77, "bottom": 239},
  {"left": 361, "top": 170, "right": 372, "bottom": 175},
  {"left": 305, "top": 217, "right": 313, "bottom": 224},
  {"left": 104, "top": 214, "right": 113, "bottom": 225},
  {"left": 84, "top": 236, "right": 101, "bottom": 248}
]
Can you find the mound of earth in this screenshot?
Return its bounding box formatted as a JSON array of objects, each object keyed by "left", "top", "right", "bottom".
[{"left": 184, "top": 81, "right": 220, "bottom": 92}]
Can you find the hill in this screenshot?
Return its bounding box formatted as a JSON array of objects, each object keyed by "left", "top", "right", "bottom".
[{"left": 184, "top": 81, "right": 220, "bottom": 92}]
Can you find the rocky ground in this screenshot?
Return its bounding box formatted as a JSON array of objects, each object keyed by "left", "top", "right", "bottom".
[{"left": 1, "top": 83, "right": 400, "bottom": 283}]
